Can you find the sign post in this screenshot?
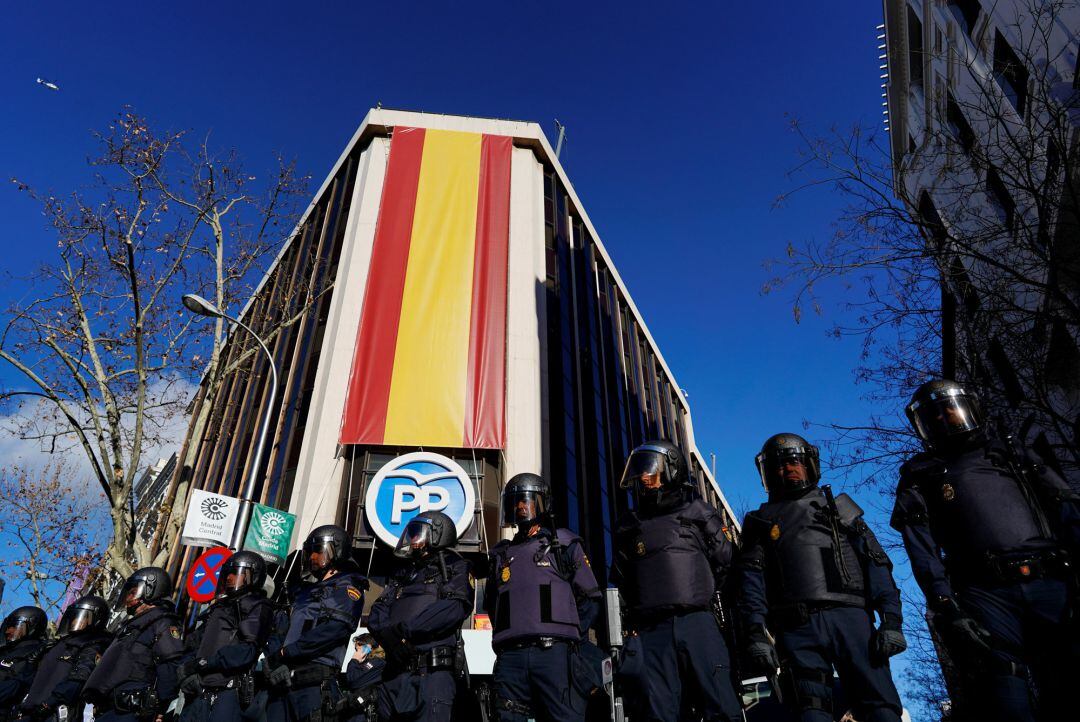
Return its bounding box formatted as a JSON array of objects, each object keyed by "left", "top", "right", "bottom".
[
  {"left": 181, "top": 490, "right": 241, "bottom": 548},
  {"left": 243, "top": 503, "right": 296, "bottom": 565},
  {"left": 185, "top": 546, "right": 233, "bottom": 603}
]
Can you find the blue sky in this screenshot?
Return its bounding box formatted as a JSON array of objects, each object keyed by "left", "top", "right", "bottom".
[{"left": 0, "top": 0, "right": 923, "bottom": 709}]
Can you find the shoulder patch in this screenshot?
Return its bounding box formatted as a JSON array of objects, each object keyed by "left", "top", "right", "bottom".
[
  {"left": 168, "top": 627, "right": 181, "bottom": 640},
  {"left": 347, "top": 587, "right": 363, "bottom": 602}
]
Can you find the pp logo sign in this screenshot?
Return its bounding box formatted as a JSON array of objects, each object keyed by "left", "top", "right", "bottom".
[{"left": 364, "top": 452, "right": 476, "bottom": 547}]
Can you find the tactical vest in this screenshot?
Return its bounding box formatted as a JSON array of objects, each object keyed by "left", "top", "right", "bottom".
[
  {"left": 489, "top": 529, "right": 583, "bottom": 645},
  {"left": 284, "top": 571, "right": 365, "bottom": 669},
  {"left": 194, "top": 593, "right": 270, "bottom": 688},
  {"left": 84, "top": 606, "right": 179, "bottom": 697},
  {"left": 22, "top": 632, "right": 109, "bottom": 707},
  {"left": 749, "top": 490, "right": 867, "bottom": 608},
  {"left": 614, "top": 503, "right": 717, "bottom": 615},
  {"left": 905, "top": 445, "right": 1056, "bottom": 564},
  {"left": 0, "top": 638, "right": 47, "bottom": 705},
  {"left": 385, "top": 554, "right": 465, "bottom": 651}
]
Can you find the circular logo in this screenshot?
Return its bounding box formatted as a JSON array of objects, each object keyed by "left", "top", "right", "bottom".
[
  {"left": 200, "top": 497, "right": 229, "bottom": 521},
  {"left": 364, "top": 452, "right": 476, "bottom": 547},
  {"left": 261, "top": 511, "right": 288, "bottom": 536}
]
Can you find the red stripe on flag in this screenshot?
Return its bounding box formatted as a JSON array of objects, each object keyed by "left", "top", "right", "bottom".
[
  {"left": 463, "top": 134, "right": 512, "bottom": 448},
  {"left": 340, "top": 127, "right": 426, "bottom": 445}
]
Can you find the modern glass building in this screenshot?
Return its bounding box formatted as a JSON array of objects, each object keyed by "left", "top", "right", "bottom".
[{"left": 162, "top": 109, "right": 738, "bottom": 619}]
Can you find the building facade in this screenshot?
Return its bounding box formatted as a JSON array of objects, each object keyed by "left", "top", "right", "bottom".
[
  {"left": 883, "top": 0, "right": 1080, "bottom": 476},
  {"left": 162, "top": 110, "right": 737, "bottom": 618}
]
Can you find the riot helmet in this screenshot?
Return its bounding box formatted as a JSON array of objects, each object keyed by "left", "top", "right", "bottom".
[
  {"left": 216, "top": 551, "right": 267, "bottom": 598},
  {"left": 57, "top": 596, "right": 109, "bottom": 637},
  {"left": 619, "top": 440, "right": 689, "bottom": 508},
  {"left": 756, "top": 433, "right": 821, "bottom": 495},
  {"left": 500, "top": 473, "right": 551, "bottom": 528},
  {"left": 2, "top": 606, "right": 46, "bottom": 643},
  {"left": 303, "top": 524, "right": 351, "bottom": 580},
  {"left": 394, "top": 511, "right": 459, "bottom": 560},
  {"left": 906, "top": 379, "right": 984, "bottom": 450},
  {"left": 118, "top": 567, "right": 173, "bottom": 614}
]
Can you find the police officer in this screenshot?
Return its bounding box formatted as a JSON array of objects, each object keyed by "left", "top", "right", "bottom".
[
  {"left": 339, "top": 634, "right": 385, "bottom": 722},
  {"left": 265, "top": 524, "right": 366, "bottom": 722},
  {"left": 484, "top": 473, "right": 602, "bottom": 722},
  {"left": 179, "top": 551, "right": 275, "bottom": 722},
  {"left": 0, "top": 606, "right": 48, "bottom": 720},
  {"left": 369, "top": 511, "right": 472, "bottom": 722},
  {"left": 739, "top": 433, "right": 905, "bottom": 722},
  {"left": 82, "top": 567, "right": 185, "bottom": 722},
  {"left": 892, "top": 379, "right": 1080, "bottom": 721},
  {"left": 610, "top": 440, "right": 743, "bottom": 722},
  {"left": 19, "top": 595, "right": 111, "bottom": 721}
]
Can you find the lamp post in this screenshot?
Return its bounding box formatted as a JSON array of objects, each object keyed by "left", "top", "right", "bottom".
[{"left": 182, "top": 293, "right": 279, "bottom": 551}]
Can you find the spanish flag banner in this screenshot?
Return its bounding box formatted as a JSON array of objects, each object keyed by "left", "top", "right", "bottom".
[{"left": 339, "top": 128, "right": 511, "bottom": 449}]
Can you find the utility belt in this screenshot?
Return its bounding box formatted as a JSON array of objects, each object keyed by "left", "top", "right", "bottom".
[
  {"left": 290, "top": 662, "right": 339, "bottom": 689},
  {"left": 494, "top": 635, "right": 573, "bottom": 653},
  {"left": 953, "top": 548, "right": 1071, "bottom": 586},
  {"left": 204, "top": 672, "right": 256, "bottom": 707},
  {"left": 409, "top": 645, "right": 458, "bottom": 673},
  {"left": 768, "top": 600, "right": 864, "bottom": 630},
  {"left": 94, "top": 687, "right": 160, "bottom": 716}
]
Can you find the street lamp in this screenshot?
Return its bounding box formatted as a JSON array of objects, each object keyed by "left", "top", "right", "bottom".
[{"left": 182, "top": 293, "right": 279, "bottom": 551}]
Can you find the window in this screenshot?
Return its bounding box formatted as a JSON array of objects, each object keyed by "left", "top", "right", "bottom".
[
  {"left": 908, "top": 7, "right": 924, "bottom": 90},
  {"left": 993, "top": 30, "right": 1029, "bottom": 116},
  {"left": 985, "top": 166, "right": 1016, "bottom": 232},
  {"left": 947, "top": 0, "right": 980, "bottom": 38},
  {"left": 946, "top": 93, "right": 976, "bottom": 155}
]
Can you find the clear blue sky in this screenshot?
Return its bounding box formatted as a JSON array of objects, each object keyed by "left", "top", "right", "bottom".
[{"left": 1, "top": 0, "right": 922, "bottom": 710}]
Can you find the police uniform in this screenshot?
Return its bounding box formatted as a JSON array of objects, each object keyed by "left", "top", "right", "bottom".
[
  {"left": 611, "top": 491, "right": 742, "bottom": 722},
  {"left": 0, "top": 636, "right": 48, "bottom": 720},
  {"left": 271, "top": 567, "right": 366, "bottom": 722},
  {"left": 18, "top": 629, "right": 111, "bottom": 721},
  {"left": 740, "top": 487, "right": 904, "bottom": 722},
  {"left": 340, "top": 654, "right": 385, "bottom": 722},
  {"left": 892, "top": 434, "right": 1080, "bottom": 720},
  {"left": 484, "top": 527, "right": 601, "bottom": 722},
  {"left": 82, "top": 602, "right": 186, "bottom": 722},
  {"left": 180, "top": 591, "right": 275, "bottom": 722},
  {"left": 256, "top": 601, "right": 293, "bottom": 722},
  {"left": 369, "top": 552, "right": 472, "bottom": 722}
]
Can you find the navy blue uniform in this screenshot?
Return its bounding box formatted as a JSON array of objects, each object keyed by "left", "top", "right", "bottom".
[
  {"left": 269, "top": 568, "right": 366, "bottom": 722},
  {"left": 340, "top": 655, "right": 385, "bottom": 722},
  {"left": 369, "top": 552, "right": 472, "bottom": 722},
  {"left": 740, "top": 487, "right": 903, "bottom": 722},
  {"left": 485, "top": 527, "right": 601, "bottom": 722},
  {"left": 180, "top": 591, "right": 275, "bottom": 722},
  {"left": 892, "top": 436, "right": 1080, "bottom": 722},
  {"left": 0, "top": 637, "right": 48, "bottom": 720},
  {"left": 611, "top": 495, "right": 742, "bottom": 722},
  {"left": 19, "top": 631, "right": 111, "bottom": 721},
  {"left": 82, "top": 603, "right": 185, "bottom": 722}
]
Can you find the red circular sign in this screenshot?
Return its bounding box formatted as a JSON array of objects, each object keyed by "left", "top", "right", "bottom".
[{"left": 186, "top": 546, "right": 233, "bottom": 603}]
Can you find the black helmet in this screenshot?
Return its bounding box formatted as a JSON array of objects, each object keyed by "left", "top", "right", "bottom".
[
  {"left": 755, "top": 433, "right": 821, "bottom": 495},
  {"left": 619, "top": 440, "right": 689, "bottom": 509},
  {"left": 118, "top": 567, "right": 173, "bottom": 613},
  {"left": 303, "top": 525, "right": 351, "bottom": 580},
  {"left": 906, "top": 379, "right": 984, "bottom": 450},
  {"left": 216, "top": 551, "right": 267, "bottom": 598},
  {"left": 57, "top": 596, "right": 109, "bottom": 637},
  {"left": 2, "top": 606, "right": 46, "bottom": 643},
  {"left": 500, "top": 473, "right": 552, "bottom": 528},
  {"left": 394, "top": 511, "right": 459, "bottom": 559}
]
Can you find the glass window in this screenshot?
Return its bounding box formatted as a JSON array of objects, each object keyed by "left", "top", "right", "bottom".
[
  {"left": 908, "top": 7, "right": 924, "bottom": 90},
  {"left": 993, "top": 30, "right": 1029, "bottom": 116}
]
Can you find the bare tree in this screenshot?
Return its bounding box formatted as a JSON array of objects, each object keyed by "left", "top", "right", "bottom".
[
  {"left": 2, "top": 110, "right": 310, "bottom": 577},
  {"left": 0, "top": 463, "right": 106, "bottom": 617}
]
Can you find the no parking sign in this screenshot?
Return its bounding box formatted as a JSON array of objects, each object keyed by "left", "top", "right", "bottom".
[{"left": 186, "top": 546, "right": 232, "bottom": 603}]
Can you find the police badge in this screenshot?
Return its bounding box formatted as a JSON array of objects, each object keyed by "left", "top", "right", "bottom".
[{"left": 942, "top": 483, "right": 956, "bottom": 502}]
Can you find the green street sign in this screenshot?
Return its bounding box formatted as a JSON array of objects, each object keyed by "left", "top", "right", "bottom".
[{"left": 243, "top": 503, "right": 296, "bottom": 565}]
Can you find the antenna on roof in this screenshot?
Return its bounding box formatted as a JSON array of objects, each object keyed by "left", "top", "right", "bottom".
[{"left": 554, "top": 119, "right": 567, "bottom": 159}]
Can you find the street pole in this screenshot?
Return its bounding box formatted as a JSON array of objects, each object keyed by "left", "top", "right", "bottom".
[{"left": 183, "top": 294, "right": 279, "bottom": 551}]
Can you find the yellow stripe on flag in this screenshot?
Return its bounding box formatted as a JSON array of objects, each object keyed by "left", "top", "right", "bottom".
[{"left": 384, "top": 130, "right": 482, "bottom": 446}]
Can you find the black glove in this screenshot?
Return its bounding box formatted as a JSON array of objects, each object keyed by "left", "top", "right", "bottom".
[
  {"left": 18, "top": 702, "right": 52, "bottom": 720},
  {"left": 180, "top": 673, "right": 203, "bottom": 697},
  {"left": 872, "top": 614, "right": 908, "bottom": 661},
  {"left": 264, "top": 660, "right": 292, "bottom": 688},
  {"left": 745, "top": 625, "right": 781, "bottom": 674},
  {"left": 931, "top": 596, "right": 993, "bottom": 660}
]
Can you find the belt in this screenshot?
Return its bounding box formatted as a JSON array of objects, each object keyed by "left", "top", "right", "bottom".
[
  {"left": 289, "top": 663, "right": 338, "bottom": 689},
  {"left": 410, "top": 645, "right": 457, "bottom": 672},
  {"left": 976, "top": 549, "right": 1071, "bottom": 584},
  {"left": 494, "top": 636, "right": 572, "bottom": 653}
]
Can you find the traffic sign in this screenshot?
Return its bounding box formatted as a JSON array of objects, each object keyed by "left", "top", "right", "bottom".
[{"left": 186, "top": 546, "right": 232, "bottom": 603}]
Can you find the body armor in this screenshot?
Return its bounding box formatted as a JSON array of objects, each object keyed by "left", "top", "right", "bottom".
[
  {"left": 378, "top": 553, "right": 470, "bottom": 652},
  {"left": 744, "top": 489, "right": 868, "bottom": 609},
  {"left": 283, "top": 570, "right": 366, "bottom": 669},
  {"left": 193, "top": 592, "right": 273, "bottom": 688},
  {"left": 83, "top": 604, "right": 182, "bottom": 700},
  {"left": 0, "top": 638, "right": 48, "bottom": 710},
  {"left": 21, "top": 631, "right": 110, "bottom": 710}
]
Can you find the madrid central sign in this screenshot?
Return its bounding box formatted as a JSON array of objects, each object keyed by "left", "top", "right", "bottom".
[{"left": 364, "top": 452, "right": 476, "bottom": 547}]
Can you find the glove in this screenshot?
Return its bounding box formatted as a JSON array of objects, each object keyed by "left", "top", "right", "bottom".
[
  {"left": 18, "top": 702, "right": 51, "bottom": 720},
  {"left": 180, "top": 672, "right": 203, "bottom": 697},
  {"left": 931, "top": 597, "right": 993, "bottom": 660},
  {"left": 264, "top": 661, "right": 292, "bottom": 688},
  {"left": 745, "top": 625, "right": 781, "bottom": 674},
  {"left": 872, "top": 614, "right": 908, "bottom": 661}
]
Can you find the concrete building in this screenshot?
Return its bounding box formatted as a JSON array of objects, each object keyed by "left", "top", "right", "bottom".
[
  {"left": 133, "top": 454, "right": 177, "bottom": 546},
  {"left": 162, "top": 109, "right": 738, "bottom": 628},
  {"left": 882, "top": 0, "right": 1080, "bottom": 474}
]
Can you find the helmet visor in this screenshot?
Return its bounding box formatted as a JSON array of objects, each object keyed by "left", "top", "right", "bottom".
[
  {"left": 619, "top": 447, "right": 669, "bottom": 491},
  {"left": 908, "top": 390, "right": 982, "bottom": 444},
  {"left": 117, "top": 578, "right": 148, "bottom": 611},
  {"left": 394, "top": 518, "right": 433, "bottom": 559},
  {"left": 3, "top": 619, "right": 30, "bottom": 642},
  {"left": 216, "top": 565, "right": 257, "bottom": 598},
  {"left": 302, "top": 538, "right": 338, "bottom": 576},
  {"left": 755, "top": 446, "right": 818, "bottom": 493},
  {"left": 58, "top": 607, "right": 99, "bottom": 637},
  {"left": 500, "top": 489, "right": 548, "bottom": 528}
]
